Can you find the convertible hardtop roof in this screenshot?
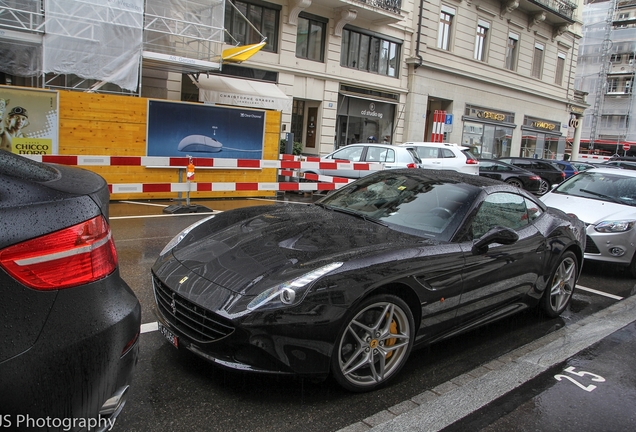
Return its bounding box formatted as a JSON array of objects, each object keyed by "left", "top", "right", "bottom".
[{"left": 375, "top": 168, "right": 503, "bottom": 188}]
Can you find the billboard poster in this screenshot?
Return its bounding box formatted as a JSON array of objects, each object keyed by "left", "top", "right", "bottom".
[
  {"left": 0, "top": 86, "right": 59, "bottom": 154},
  {"left": 147, "top": 100, "right": 265, "bottom": 160}
]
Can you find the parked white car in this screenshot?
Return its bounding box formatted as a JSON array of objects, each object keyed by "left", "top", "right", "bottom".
[
  {"left": 302, "top": 143, "right": 423, "bottom": 179},
  {"left": 541, "top": 168, "right": 636, "bottom": 277},
  {"left": 399, "top": 142, "right": 480, "bottom": 175}
]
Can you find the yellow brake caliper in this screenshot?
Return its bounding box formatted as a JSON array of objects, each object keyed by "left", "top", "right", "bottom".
[{"left": 385, "top": 316, "right": 398, "bottom": 359}]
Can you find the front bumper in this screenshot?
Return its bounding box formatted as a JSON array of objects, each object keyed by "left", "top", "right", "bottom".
[
  {"left": 584, "top": 224, "right": 636, "bottom": 266},
  {"left": 152, "top": 271, "right": 345, "bottom": 377}
]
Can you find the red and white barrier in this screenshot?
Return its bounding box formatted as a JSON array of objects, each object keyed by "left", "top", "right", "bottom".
[
  {"left": 20, "top": 154, "right": 377, "bottom": 194},
  {"left": 432, "top": 110, "right": 446, "bottom": 143},
  {"left": 108, "top": 181, "right": 344, "bottom": 194},
  {"left": 22, "top": 154, "right": 384, "bottom": 171},
  {"left": 577, "top": 154, "right": 611, "bottom": 162}
]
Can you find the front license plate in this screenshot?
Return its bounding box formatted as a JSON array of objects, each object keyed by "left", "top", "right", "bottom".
[{"left": 158, "top": 323, "right": 178, "bottom": 348}]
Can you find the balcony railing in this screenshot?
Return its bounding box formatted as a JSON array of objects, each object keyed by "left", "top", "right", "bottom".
[
  {"left": 530, "top": 0, "right": 577, "bottom": 20},
  {"left": 351, "top": 0, "right": 402, "bottom": 14}
]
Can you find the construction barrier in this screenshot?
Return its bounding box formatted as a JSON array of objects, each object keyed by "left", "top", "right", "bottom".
[
  {"left": 22, "top": 154, "right": 384, "bottom": 172},
  {"left": 22, "top": 154, "right": 383, "bottom": 194},
  {"left": 577, "top": 154, "right": 611, "bottom": 162}
]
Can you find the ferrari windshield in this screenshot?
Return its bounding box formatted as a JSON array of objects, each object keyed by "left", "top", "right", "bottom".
[
  {"left": 553, "top": 171, "right": 636, "bottom": 206},
  {"left": 317, "top": 172, "right": 480, "bottom": 239}
]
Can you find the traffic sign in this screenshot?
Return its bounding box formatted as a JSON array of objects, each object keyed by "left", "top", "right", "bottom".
[{"left": 623, "top": 144, "right": 630, "bottom": 151}]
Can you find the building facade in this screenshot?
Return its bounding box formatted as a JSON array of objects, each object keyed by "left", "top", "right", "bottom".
[
  {"left": 406, "top": 0, "right": 586, "bottom": 160},
  {"left": 0, "top": 0, "right": 587, "bottom": 160}
]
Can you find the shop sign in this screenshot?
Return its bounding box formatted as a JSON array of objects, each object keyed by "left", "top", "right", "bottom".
[
  {"left": 464, "top": 105, "right": 514, "bottom": 123},
  {"left": 524, "top": 116, "right": 559, "bottom": 132},
  {"left": 343, "top": 97, "right": 394, "bottom": 120},
  {"left": 477, "top": 110, "right": 506, "bottom": 121}
]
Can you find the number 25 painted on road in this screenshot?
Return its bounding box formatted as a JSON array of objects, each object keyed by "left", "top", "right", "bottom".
[{"left": 554, "top": 366, "right": 606, "bottom": 392}]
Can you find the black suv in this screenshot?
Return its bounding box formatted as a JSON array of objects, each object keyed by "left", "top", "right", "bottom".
[{"left": 497, "top": 157, "right": 566, "bottom": 195}]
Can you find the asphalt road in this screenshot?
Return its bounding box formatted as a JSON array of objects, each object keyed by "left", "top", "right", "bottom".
[{"left": 108, "top": 195, "right": 636, "bottom": 432}]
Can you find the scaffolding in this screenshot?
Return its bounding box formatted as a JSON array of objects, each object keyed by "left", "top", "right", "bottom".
[
  {"left": 577, "top": 0, "right": 636, "bottom": 153},
  {"left": 0, "top": 0, "right": 226, "bottom": 93}
]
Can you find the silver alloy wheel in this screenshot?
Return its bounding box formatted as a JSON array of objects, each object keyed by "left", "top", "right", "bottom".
[
  {"left": 337, "top": 301, "right": 411, "bottom": 388},
  {"left": 505, "top": 178, "right": 523, "bottom": 188},
  {"left": 549, "top": 256, "right": 576, "bottom": 312},
  {"left": 538, "top": 179, "right": 550, "bottom": 195}
]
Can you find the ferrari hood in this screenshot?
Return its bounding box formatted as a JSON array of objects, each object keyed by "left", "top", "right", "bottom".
[
  {"left": 541, "top": 193, "right": 636, "bottom": 224},
  {"left": 164, "top": 204, "right": 423, "bottom": 294}
]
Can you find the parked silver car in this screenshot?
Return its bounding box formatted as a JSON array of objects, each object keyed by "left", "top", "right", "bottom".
[
  {"left": 541, "top": 168, "right": 636, "bottom": 277},
  {"left": 301, "top": 143, "right": 422, "bottom": 179}
]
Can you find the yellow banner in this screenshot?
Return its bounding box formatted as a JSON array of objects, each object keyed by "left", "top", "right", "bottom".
[{"left": 12, "top": 137, "right": 54, "bottom": 155}]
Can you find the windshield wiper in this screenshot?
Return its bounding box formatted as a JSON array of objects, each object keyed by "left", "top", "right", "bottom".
[
  {"left": 328, "top": 206, "right": 388, "bottom": 226},
  {"left": 579, "top": 189, "right": 622, "bottom": 204}
]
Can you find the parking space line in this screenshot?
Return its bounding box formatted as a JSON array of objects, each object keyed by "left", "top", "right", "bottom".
[
  {"left": 576, "top": 285, "right": 624, "bottom": 300},
  {"left": 119, "top": 200, "right": 169, "bottom": 208},
  {"left": 141, "top": 322, "right": 158, "bottom": 333}
]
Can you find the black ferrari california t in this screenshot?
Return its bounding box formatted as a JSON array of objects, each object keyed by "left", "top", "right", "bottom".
[{"left": 152, "top": 169, "right": 585, "bottom": 392}]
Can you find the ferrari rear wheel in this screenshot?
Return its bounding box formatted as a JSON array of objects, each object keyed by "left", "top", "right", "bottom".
[
  {"left": 332, "top": 295, "right": 414, "bottom": 392},
  {"left": 541, "top": 251, "right": 577, "bottom": 318}
]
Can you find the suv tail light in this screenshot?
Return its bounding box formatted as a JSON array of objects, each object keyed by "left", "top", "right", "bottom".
[
  {"left": 406, "top": 163, "right": 417, "bottom": 169},
  {"left": 466, "top": 159, "right": 479, "bottom": 164},
  {"left": 0, "top": 216, "right": 118, "bottom": 290}
]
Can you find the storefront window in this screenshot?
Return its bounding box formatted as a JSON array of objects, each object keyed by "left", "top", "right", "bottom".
[
  {"left": 521, "top": 116, "right": 565, "bottom": 159},
  {"left": 520, "top": 133, "right": 566, "bottom": 159},
  {"left": 336, "top": 96, "right": 395, "bottom": 148},
  {"left": 462, "top": 121, "right": 513, "bottom": 159}
]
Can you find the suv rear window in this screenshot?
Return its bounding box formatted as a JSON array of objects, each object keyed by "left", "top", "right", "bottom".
[
  {"left": 462, "top": 150, "right": 477, "bottom": 161},
  {"left": 406, "top": 148, "right": 422, "bottom": 163}
]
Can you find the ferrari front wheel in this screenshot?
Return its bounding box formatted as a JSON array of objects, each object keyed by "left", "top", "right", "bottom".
[
  {"left": 332, "top": 295, "right": 414, "bottom": 392},
  {"left": 541, "top": 251, "right": 578, "bottom": 318}
]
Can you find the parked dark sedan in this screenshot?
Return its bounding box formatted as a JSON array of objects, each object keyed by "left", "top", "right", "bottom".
[
  {"left": 152, "top": 169, "right": 584, "bottom": 392},
  {"left": 0, "top": 150, "right": 141, "bottom": 429},
  {"left": 497, "top": 157, "right": 566, "bottom": 195},
  {"left": 478, "top": 159, "right": 541, "bottom": 193}
]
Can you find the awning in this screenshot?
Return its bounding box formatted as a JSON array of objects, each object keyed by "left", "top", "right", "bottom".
[{"left": 195, "top": 75, "right": 292, "bottom": 111}]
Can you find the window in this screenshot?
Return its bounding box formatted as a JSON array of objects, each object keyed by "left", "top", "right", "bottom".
[
  {"left": 442, "top": 148, "right": 456, "bottom": 158},
  {"left": 472, "top": 193, "right": 540, "bottom": 238},
  {"left": 365, "top": 147, "right": 395, "bottom": 163},
  {"left": 437, "top": 6, "right": 455, "bottom": 51},
  {"left": 224, "top": 1, "right": 280, "bottom": 52},
  {"left": 341, "top": 28, "right": 401, "bottom": 77},
  {"left": 626, "top": 78, "right": 633, "bottom": 94},
  {"left": 555, "top": 52, "right": 566, "bottom": 85},
  {"left": 608, "top": 78, "right": 619, "bottom": 92},
  {"left": 505, "top": 32, "right": 518, "bottom": 71},
  {"left": 610, "top": 54, "right": 622, "bottom": 63},
  {"left": 296, "top": 13, "right": 326, "bottom": 62},
  {"left": 328, "top": 145, "right": 364, "bottom": 162},
  {"left": 291, "top": 99, "right": 305, "bottom": 145},
  {"left": 532, "top": 43, "right": 544, "bottom": 79},
  {"left": 474, "top": 20, "right": 489, "bottom": 61}
]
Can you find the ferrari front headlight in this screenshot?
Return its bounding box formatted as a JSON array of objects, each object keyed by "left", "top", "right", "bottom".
[
  {"left": 595, "top": 220, "right": 635, "bottom": 233},
  {"left": 247, "top": 262, "right": 343, "bottom": 311}
]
